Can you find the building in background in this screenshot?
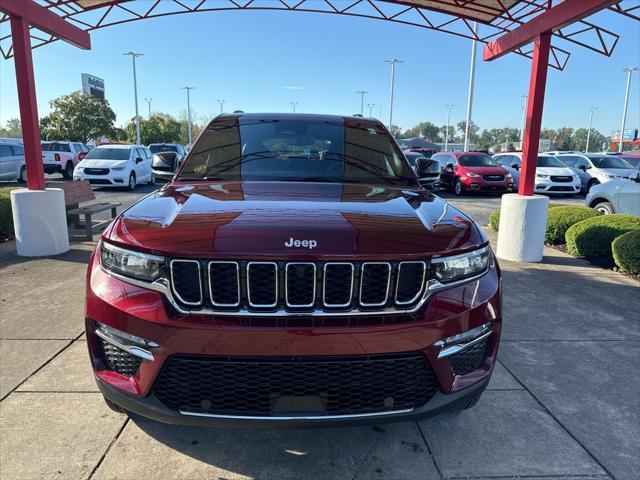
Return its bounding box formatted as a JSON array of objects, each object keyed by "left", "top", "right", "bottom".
[{"left": 81, "top": 73, "right": 105, "bottom": 100}]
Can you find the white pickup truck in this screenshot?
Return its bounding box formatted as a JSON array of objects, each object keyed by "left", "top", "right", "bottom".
[{"left": 42, "top": 141, "right": 90, "bottom": 179}]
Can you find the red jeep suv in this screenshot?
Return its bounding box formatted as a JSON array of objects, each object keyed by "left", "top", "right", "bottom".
[
  {"left": 433, "top": 151, "right": 513, "bottom": 195},
  {"left": 86, "top": 113, "right": 502, "bottom": 426}
]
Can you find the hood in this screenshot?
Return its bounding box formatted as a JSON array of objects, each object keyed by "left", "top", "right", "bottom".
[
  {"left": 598, "top": 168, "right": 636, "bottom": 177},
  {"left": 108, "top": 182, "right": 487, "bottom": 258},
  {"left": 461, "top": 165, "right": 507, "bottom": 175},
  {"left": 536, "top": 166, "right": 575, "bottom": 176},
  {"left": 80, "top": 159, "right": 129, "bottom": 169}
]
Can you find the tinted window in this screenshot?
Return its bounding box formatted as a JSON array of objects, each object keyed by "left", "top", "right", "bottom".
[
  {"left": 458, "top": 154, "right": 497, "bottom": 167},
  {"left": 12, "top": 145, "right": 24, "bottom": 155},
  {"left": 537, "top": 156, "right": 564, "bottom": 168},
  {"left": 42, "top": 142, "right": 71, "bottom": 152},
  {"left": 590, "top": 156, "right": 632, "bottom": 169},
  {"left": 620, "top": 156, "right": 640, "bottom": 168},
  {"left": 179, "top": 117, "right": 416, "bottom": 186},
  {"left": 84, "top": 147, "right": 131, "bottom": 161},
  {"left": 0, "top": 145, "right": 12, "bottom": 157},
  {"left": 404, "top": 152, "right": 424, "bottom": 166},
  {"left": 149, "top": 144, "right": 179, "bottom": 154},
  {"left": 558, "top": 156, "right": 580, "bottom": 167}
]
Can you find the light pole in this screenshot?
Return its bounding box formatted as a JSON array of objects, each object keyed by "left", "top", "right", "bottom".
[
  {"left": 586, "top": 107, "right": 597, "bottom": 152},
  {"left": 291, "top": 102, "right": 298, "bottom": 113},
  {"left": 618, "top": 67, "right": 639, "bottom": 153},
  {"left": 217, "top": 99, "right": 225, "bottom": 114},
  {"left": 123, "top": 52, "right": 143, "bottom": 144},
  {"left": 385, "top": 59, "right": 403, "bottom": 131},
  {"left": 356, "top": 90, "right": 369, "bottom": 115},
  {"left": 368, "top": 103, "right": 376, "bottom": 117},
  {"left": 463, "top": 22, "right": 478, "bottom": 152},
  {"left": 444, "top": 104, "right": 454, "bottom": 151},
  {"left": 144, "top": 98, "right": 152, "bottom": 118},
  {"left": 182, "top": 86, "right": 194, "bottom": 147},
  {"left": 519, "top": 95, "right": 528, "bottom": 146}
]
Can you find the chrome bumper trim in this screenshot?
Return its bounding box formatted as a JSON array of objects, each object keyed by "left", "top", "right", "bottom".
[
  {"left": 178, "top": 407, "right": 413, "bottom": 421},
  {"left": 436, "top": 330, "right": 493, "bottom": 359},
  {"left": 95, "top": 329, "right": 154, "bottom": 362}
]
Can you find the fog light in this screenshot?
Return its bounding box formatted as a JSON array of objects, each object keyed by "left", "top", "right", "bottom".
[
  {"left": 95, "top": 322, "right": 157, "bottom": 361},
  {"left": 435, "top": 323, "right": 492, "bottom": 358}
]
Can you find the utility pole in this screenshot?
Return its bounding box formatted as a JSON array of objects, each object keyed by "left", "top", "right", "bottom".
[
  {"left": 519, "top": 95, "right": 528, "bottom": 147},
  {"left": 291, "top": 102, "right": 298, "bottom": 113},
  {"left": 123, "top": 52, "right": 143, "bottom": 144},
  {"left": 463, "top": 22, "right": 478, "bottom": 152},
  {"left": 586, "top": 107, "right": 597, "bottom": 152},
  {"left": 445, "top": 105, "right": 454, "bottom": 152},
  {"left": 144, "top": 98, "right": 152, "bottom": 118},
  {"left": 182, "top": 86, "right": 195, "bottom": 147},
  {"left": 368, "top": 103, "right": 376, "bottom": 117},
  {"left": 619, "top": 67, "right": 639, "bottom": 153},
  {"left": 385, "top": 59, "right": 403, "bottom": 132},
  {"left": 217, "top": 99, "right": 225, "bottom": 114},
  {"left": 356, "top": 90, "right": 369, "bottom": 115}
]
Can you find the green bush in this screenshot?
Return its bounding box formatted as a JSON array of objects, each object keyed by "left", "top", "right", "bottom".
[
  {"left": 565, "top": 214, "right": 640, "bottom": 266},
  {"left": 488, "top": 210, "right": 500, "bottom": 231},
  {"left": 612, "top": 230, "right": 640, "bottom": 274},
  {"left": 545, "top": 206, "right": 600, "bottom": 245},
  {"left": 0, "top": 187, "right": 16, "bottom": 240}
]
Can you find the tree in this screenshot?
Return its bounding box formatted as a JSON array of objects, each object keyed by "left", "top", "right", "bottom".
[
  {"left": 551, "top": 127, "right": 575, "bottom": 150},
  {"left": 478, "top": 127, "right": 519, "bottom": 151},
  {"left": 178, "top": 110, "right": 208, "bottom": 145},
  {"left": 573, "top": 128, "right": 606, "bottom": 152},
  {"left": 40, "top": 91, "right": 117, "bottom": 143},
  {"left": 124, "top": 113, "right": 181, "bottom": 145},
  {"left": 401, "top": 121, "right": 440, "bottom": 141},
  {"left": 0, "top": 118, "right": 22, "bottom": 138},
  {"left": 456, "top": 120, "right": 480, "bottom": 143},
  {"left": 388, "top": 124, "right": 402, "bottom": 138},
  {"left": 439, "top": 124, "right": 455, "bottom": 144}
]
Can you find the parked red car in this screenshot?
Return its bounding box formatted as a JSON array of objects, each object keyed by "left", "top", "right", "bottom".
[
  {"left": 432, "top": 151, "right": 513, "bottom": 195},
  {"left": 86, "top": 113, "right": 502, "bottom": 426}
]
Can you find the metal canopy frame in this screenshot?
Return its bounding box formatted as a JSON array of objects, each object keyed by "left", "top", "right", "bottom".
[{"left": 0, "top": 0, "right": 634, "bottom": 71}]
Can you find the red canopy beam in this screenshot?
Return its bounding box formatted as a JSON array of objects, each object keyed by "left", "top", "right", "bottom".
[{"left": 0, "top": 0, "right": 90, "bottom": 190}]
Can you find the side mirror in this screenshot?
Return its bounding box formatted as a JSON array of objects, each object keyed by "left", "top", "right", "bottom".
[
  {"left": 511, "top": 164, "right": 519, "bottom": 171},
  {"left": 135, "top": 157, "right": 143, "bottom": 164},
  {"left": 78, "top": 152, "right": 88, "bottom": 160},
  {"left": 579, "top": 165, "right": 587, "bottom": 172},
  {"left": 630, "top": 172, "right": 640, "bottom": 183},
  {"left": 446, "top": 163, "right": 454, "bottom": 169}
]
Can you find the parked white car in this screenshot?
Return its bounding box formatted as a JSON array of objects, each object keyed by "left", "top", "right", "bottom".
[
  {"left": 0, "top": 138, "right": 26, "bottom": 182},
  {"left": 73, "top": 144, "right": 155, "bottom": 190},
  {"left": 585, "top": 172, "right": 640, "bottom": 215},
  {"left": 493, "top": 152, "right": 581, "bottom": 195},
  {"left": 555, "top": 153, "right": 635, "bottom": 193},
  {"left": 42, "top": 141, "right": 90, "bottom": 179}
]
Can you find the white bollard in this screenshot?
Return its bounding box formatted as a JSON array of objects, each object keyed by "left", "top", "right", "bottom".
[
  {"left": 496, "top": 193, "right": 549, "bottom": 263},
  {"left": 10, "top": 188, "right": 69, "bottom": 257}
]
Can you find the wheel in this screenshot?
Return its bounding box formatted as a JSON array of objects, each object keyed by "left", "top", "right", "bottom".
[
  {"left": 18, "top": 165, "right": 27, "bottom": 183},
  {"left": 147, "top": 171, "right": 156, "bottom": 186},
  {"left": 586, "top": 179, "right": 600, "bottom": 193},
  {"left": 594, "top": 201, "right": 614, "bottom": 215},
  {"left": 454, "top": 179, "right": 464, "bottom": 196},
  {"left": 62, "top": 161, "right": 74, "bottom": 179},
  {"left": 103, "top": 397, "right": 127, "bottom": 414},
  {"left": 128, "top": 172, "right": 136, "bottom": 191}
]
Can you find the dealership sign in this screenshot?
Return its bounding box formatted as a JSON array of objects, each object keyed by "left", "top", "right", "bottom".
[
  {"left": 612, "top": 129, "right": 638, "bottom": 141},
  {"left": 81, "top": 73, "right": 105, "bottom": 100}
]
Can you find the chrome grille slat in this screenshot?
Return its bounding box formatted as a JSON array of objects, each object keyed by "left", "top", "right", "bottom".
[
  {"left": 323, "top": 263, "right": 354, "bottom": 308},
  {"left": 359, "top": 262, "right": 391, "bottom": 307},
  {"left": 170, "top": 259, "right": 203, "bottom": 306},
  {"left": 247, "top": 262, "right": 278, "bottom": 308},
  {"left": 285, "top": 262, "right": 317, "bottom": 308},
  {"left": 208, "top": 261, "right": 240, "bottom": 307},
  {"left": 395, "top": 261, "right": 427, "bottom": 305}
]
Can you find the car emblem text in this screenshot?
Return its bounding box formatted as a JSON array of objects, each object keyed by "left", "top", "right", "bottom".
[{"left": 285, "top": 237, "right": 317, "bottom": 249}]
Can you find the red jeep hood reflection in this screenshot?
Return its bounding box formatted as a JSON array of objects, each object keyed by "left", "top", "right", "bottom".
[{"left": 108, "top": 182, "right": 486, "bottom": 258}]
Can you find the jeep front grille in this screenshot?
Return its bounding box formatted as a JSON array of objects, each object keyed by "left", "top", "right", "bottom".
[{"left": 169, "top": 259, "right": 427, "bottom": 315}]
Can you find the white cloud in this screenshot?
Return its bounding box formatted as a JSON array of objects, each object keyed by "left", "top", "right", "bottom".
[{"left": 283, "top": 86, "right": 304, "bottom": 90}]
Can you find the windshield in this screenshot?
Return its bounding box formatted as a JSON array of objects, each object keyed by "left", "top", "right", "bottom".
[
  {"left": 178, "top": 117, "right": 416, "bottom": 186},
  {"left": 42, "top": 143, "right": 71, "bottom": 152},
  {"left": 591, "top": 156, "right": 632, "bottom": 169},
  {"left": 458, "top": 154, "right": 497, "bottom": 167},
  {"left": 84, "top": 147, "right": 130, "bottom": 161},
  {"left": 619, "top": 156, "right": 640, "bottom": 168},
  {"left": 404, "top": 153, "right": 424, "bottom": 166},
  {"left": 150, "top": 144, "right": 178, "bottom": 154},
  {"left": 537, "top": 156, "right": 565, "bottom": 168}
]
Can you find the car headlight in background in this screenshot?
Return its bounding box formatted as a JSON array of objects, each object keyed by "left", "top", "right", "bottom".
[
  {"left": 506, "top": 173, "right": 513, "bottom": 179},
  {"left": 467, "top": 172, "right": 480, "bottom": 178},
  {"left": 536, "top": 174, "right": 549, "bottom": 178},
  {"left": 111, "top": 166, "right": 127, "bottom": 171},
  {"left": 100, "top": 242, "right": 164, "bottom": 282},
  {"left": 431, "top": 246, "right": 490, "bottom": 283}
]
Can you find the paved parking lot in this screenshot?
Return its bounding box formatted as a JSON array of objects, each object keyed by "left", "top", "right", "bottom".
[{"left": 0, "top": 179, "right": 636, "bottom": 480}]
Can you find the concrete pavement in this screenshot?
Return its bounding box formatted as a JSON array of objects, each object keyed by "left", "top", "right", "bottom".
[{"left": 0, "top": 189, "right": 637, "bottom": 480}]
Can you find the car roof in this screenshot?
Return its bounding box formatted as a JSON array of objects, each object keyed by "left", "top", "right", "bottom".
[
  {"left": 96, "top": 144, "right": 141, "bottom": 148},
  {"left": 220, "top": 112, "right": 375, "bottom": 123}
]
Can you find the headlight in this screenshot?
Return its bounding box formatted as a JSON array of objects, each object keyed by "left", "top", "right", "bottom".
[
  {"left": 536, "top": 174, "right": 549, "bottom": 178},
  {"left": 100, "top": 242, "right": 164, "bottom": 282},
  {"left": 506, "top": 173, "right": 513, "bottom": 179},
  {"left": 607, "top": 175, "right": 619, "bottom": 179},
  {"left": 111, "top": 166, "right": 127, "bottom": 171},
  {"left": 75, "top": 167, "right": 84, "bottom": 172},
  {"left": 431, "top": 246, "right": 490, "bottom": 283},
  {"left": 467, "top": 172, "right": 480, "bottom": 178}
]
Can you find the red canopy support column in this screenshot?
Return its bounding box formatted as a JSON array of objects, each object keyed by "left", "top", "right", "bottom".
[
  {"left": 10, "top": 14, "right": 45, "bottom": 190},
  {"left": 519, "top": 31, "right": 551, "bottom": 196}
]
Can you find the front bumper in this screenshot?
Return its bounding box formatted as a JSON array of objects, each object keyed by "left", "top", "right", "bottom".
[
  {"left": 74, "top": 171, "right": 128, "bottom": 187},
  {"left": 85, "top": 250, "right": 502, "bottom": 426},
  {"left": 534, "top": 180, "right": 581, "bottom": 194},
  {"left": 461, "top": 177, "right": 512, "bottom": 193}
]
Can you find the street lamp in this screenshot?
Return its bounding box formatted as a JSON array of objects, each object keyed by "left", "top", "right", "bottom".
[
  {"left": 144, "top": 98, "right": 152, "bottom": 118},
  {"left": 586, "top": 107, "right": 597, "bottom": 152},
  {"left": 182, "top": 86, "right": 195, "bottom": 147},
  {"left": 519, "top": 95, "right": 528, "bottom": 146},
  {"left": 463, "top": 22, "right": 478, "bottom": 152},
  {"left": 367, "top": 103, "right": 376, "bottom": 117},
  {"left": 618, "top": 67, "right": 639, "bottom": 153},
  {"left": 291, "top": 102, "right": 298, "bottom": 113},
  {"left": 356, "top": 90, "right": 369, "bottom": 115},
  {"left": 384, "top": 59, "right": 403, "bottom": 131},
  {"left": 217, "top": 99, "right": 225, "bottom": 115},
  {"left": 123, "top": 52, "right": 143, "bottom": 145},
  {"left": 445, "top": 105, "right": 454, "bottom": 152}
]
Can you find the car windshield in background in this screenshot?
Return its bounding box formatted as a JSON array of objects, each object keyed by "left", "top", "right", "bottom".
[
  {"left": 42, "top": 143, "right": 71, "bottom": 152},
  {"left": 404, "top": 153, "right": 424, "bottom": 166},
  {"left": 591, "top": 156, "right": 632, "bottom": 169},
  {"left": 620, "top": 156, "right": 640, "bottom": 168},
  {"left": 84, "top": 148, "right": 130, "bottom": 161},
  {"left": 150, "top": 145, "right": 178, "bottom": 154},
  {"left": 537, "top": 156, "right": 565, "bottom": 168},
  {"left": 458, "top": 154, "right": 497, "bottom": 167},
  {"left": 178, "top": 117, "right": 416, "bottom": 186}
]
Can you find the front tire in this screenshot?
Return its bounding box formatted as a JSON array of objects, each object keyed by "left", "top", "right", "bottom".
[
  {"left": 147, "top": 171, "right": 156, "bottom": 186},
  {"left": 18, "top": 165, "right": 27, "bottom": 183},
  {"left": 594, "top": 201, "right": 614, "bottom": 215},
  {"left": 128, "top": 172, "right": 136, "bottom": 191},
  {"left": 62, "top": 161, "right": 74, "bottom": 180},
  {"left": 454, "top": 179, "right": 464, "bottom": 196}
]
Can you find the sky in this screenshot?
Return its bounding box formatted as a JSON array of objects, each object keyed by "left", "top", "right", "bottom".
[{"left": 0, "top": 2, "right": 639, "bottom": 136}]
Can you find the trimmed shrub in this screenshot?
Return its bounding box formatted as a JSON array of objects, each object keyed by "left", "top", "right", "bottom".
[
  {"left": 565, "top": 214, "right": 640, "bottom": 266},
  {"left": 488, "top": 210, "right": 500, "bottom": 232},
  {"left": 0, "top": 187, "right": 15, "bottom": 240},
  {"left": 545, "top": 206, "right": 600, "bottom": 245},
  {"left": 612, "top": 230, "right": 640, "bottom": 274}
]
